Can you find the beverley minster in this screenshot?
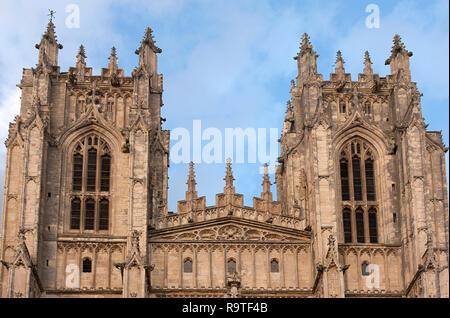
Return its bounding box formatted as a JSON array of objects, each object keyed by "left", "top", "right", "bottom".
[{"left": 0, "top": 16, "right": 448, "bottom": 298}]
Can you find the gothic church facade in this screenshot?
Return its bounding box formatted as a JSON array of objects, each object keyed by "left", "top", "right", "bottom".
[{"left": 0, "top": 21, "right": 448, "bottom": 298}]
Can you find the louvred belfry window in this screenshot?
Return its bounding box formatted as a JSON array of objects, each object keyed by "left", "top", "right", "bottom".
[
  {"left": 338, "top": 139, "right": 379, "bottom": 244},
  {"left": 70, "top": 134, "right": 111, "bottom": 233}
]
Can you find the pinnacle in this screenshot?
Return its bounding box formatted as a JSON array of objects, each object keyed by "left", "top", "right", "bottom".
[
  {"left": 224, "top": 158, "right": 235, "bottom": 188},
  {"left": 136, "top": 27, "right": 162, "bottom": 54},
  {"left": 336, "top": 50, "right": 344, "bottom": 64},
  {"left": 334, "top": 50, "right": 345, "bottom": 73},
  {"left": 78, "top": 45, "right": 86, "bottom": 58},
  {"left": 187, "top": 162, "right": 196, "bottom": 186},
  {"left": 298, "top": 32, "right": 315, "bottom": 57},
  {"left": 185, "top": 161, "right": 198, "bottom": 200},
  {"left": 391, "top": 34, "right": 412, "bottom": 58},
  {"left": 363, "top": 51, "right": 373, "bottom": 75},
  {"left": 110, "top": 46, "right": 117, "bottom": 57},
  {"left": 386, "top": 34, "right": 412, "bottom": 65}
]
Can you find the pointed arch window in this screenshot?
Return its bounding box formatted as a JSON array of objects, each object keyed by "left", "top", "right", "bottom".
[
  {"left": 343, "top": 208, "right": 352, "bottom": 243},
  {"left": 69, "top": 134, "right": 111, "bottom": 233},
  {"left": 227, "top": 258, "right": 237, "bottom": 274},
  {"left": 82, "top": 258, "right": 92, "bottom": 273},
  {"left": 368, "top": 208, "right": 378, "bottom": 243},
  {"left": 270, "top": 259, "right": 279, "bottom": 273},
  {"left": 355, "top": 208, "right": 365, "bottom": 243},
  {"left": 338, "top": 139, "right": 379, "bottom": 244},
  {"left": 184, "top": 258, "right": 193, "bottom": 273},
  {"left": 70, "top": 198, "right": 81, "bottom": 230}
]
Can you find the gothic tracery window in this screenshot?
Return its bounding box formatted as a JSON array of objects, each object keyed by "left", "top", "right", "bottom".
[
  {"left": 70, "top": 134, "right": 111, "bottom": 232},
  {"left": 339, "top": 139, "right": 379, "bottom": 244}
]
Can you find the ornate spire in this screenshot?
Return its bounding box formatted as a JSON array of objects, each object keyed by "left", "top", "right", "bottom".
[
  {"left": 35, "top": 15, "right": 63, "bottom": 67},
  {"left": 299, "top": 33, "right": 314, "bottom": 57},
  {"left": 261, "top": 163, "right": 273, "bottom": 202},
  {"left": 389, "top": 34, "right": 412, "bottom": 58},
  {"left": 108, "top": 46, "right": 118, "bottom": 73},
  {"left": 76, "top": 45, "right": 86, "bottom": 66},
  {"left": 224, "top": 158, "right": 235, "bottom": 193},
  {"left": 185, "top": 162, "right": 198, "bottom": 201},
  {"left": 363, "top": 51, "right": 373, "bottom": 75},
  {"left": 294, "top": 33, "right": 319, "bottom": 80},
  {"left": 134, "top": 27, "right": 162, "bottom": 74},
  {"left": 135, "top": 27, "right": 162, "bottom": 55},
  {"left": 334, "top": 50, "right": 345, "bottom": 74},
  {"left": 385, "top": 34, "right": 413, "bottom": 80}
]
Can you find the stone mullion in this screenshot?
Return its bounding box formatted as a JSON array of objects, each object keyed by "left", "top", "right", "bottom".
[
  {"left": 194, "top": 246, "right": 198, "bottom": 289},
  {"left": 62, "top": 246, "right": 67, "bottom": 289},
  {"left": 252, "top": 247, "right": 256, "bottom": 288},
  {"left": 179, "top": 246, "right": 184, "bottom": 288},
  {"left": 384, "top": 251, "right": 390, "bottom": 291},
  {"left": 78, "top": 246, "right": 82, "bottom": 288},
  {"left": 223, "top": 247, "right": 227, "bottom": 284},
  {"left": 95, "top": 142, "right": 101, "bottom": 231},
  {"left": 281, "top": 247, "right": 286, "bottom": 288},
  {"left": 267, "top": 248, "right": 271, "bottom": 289},
  {"left": 238, "top": 246, "right": 242, "bottom": 275},
  {"left": 356, "top": 250, "right": 361, "bottom": 290},
  {"left": 164, "top": 246, "right": 168, "bottom": 288},
  {"left": 208, "top": 246, "right": 212, "bottom": 288},
  {"left": 351, "top": 209, "right": 357, "bottom": 244},
  {"left": 295, "top": 247, "right": 299, "bottom": 288},
  {"left": 107, "top": 246, "right": 112, "bottom": 289},
  {"left": 364, "top": 207, "right": 370, "bottom": 243},
  {"left": 92, "top": 247, "right": 97, "bottom": 287}
]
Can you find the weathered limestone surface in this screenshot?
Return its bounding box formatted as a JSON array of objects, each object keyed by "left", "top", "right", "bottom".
[{"left": 0, "top": 22, "right": 447, "bottom": 298}]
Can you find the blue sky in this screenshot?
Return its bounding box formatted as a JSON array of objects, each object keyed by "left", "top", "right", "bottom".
[{"left": 0, "top": 0, "right": 448, "bottom": 213}]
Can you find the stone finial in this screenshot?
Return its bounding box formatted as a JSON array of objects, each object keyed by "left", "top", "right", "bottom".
[
  {"left": 334, "top": 51, "right": 345, "bottom": 74},
  {"left": 185, "top": 162, "right": 198, "bottom": 201},
  {"left": 294, "top": 33, "right": 319, "bottom": 79},
  {"left": 224, "top": 158, "right": 235, "bottom": 193},
  {"left": 299, "top": 33, "right": 313, "bottom": 56},
  {"left": 261, "top": 163, "right": 273, "bottom": 202},
  {"left": 35, "top": 18, "right": 63, "bottom": 67},
  {"left": 135, "top": 27, "right": 162, "bottom": 55},
  {"left": 385, "top": 34, "right": 413, "bottom": 80},
  {"left": 108, "top": 46, "right": 118, "bottom": 73},
  {"left": 388, "top": 34, "right": 412, "bottom": 60},
  {"left": 363, "top": 51, "right": 373, "bottom": 75},
  {"left": 76, "top": 45, "right": 86, "bottom": 67}
]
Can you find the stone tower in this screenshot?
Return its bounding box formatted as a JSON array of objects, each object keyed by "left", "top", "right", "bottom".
[
  {"left": 0, "top": 21, "right": 448, "bottom": 298},
  {"left": 0, "top": 20, "right": 170, "bottom": 298},
  {"left": 276, "top": 33, "right": 448, "bottom": 297}
]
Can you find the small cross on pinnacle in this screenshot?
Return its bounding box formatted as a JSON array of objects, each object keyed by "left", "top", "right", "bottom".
[{"left": 48, "top": 9, "right": 56, "bottom": 23}]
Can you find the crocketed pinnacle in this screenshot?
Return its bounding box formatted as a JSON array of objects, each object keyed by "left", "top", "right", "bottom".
[
  {"left": 363, "top": 51, "right": 373, "bottom": 75},
  {"left": 386, "top": 34, "right": 413, "bottom": 65},
  {"left": 262, "top": 163, "right": 271, "bottom": 194},
  {"left": 135, "top": 27, "right": 162, "bottom": 54},
  {"left": 224, "top": 158, "right": 235, "bottom": 191},
  {"left": 335, "top": 50, "right": 345, "bottom": 73},
  {"left": 186, "top": 162, "right": 197, "bottom": 194}
]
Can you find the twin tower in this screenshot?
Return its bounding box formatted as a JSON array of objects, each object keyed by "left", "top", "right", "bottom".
[{"left": 0, "top": 20, "right": 448, "bottom": 298}]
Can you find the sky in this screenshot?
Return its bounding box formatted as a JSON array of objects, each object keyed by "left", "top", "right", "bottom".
[{"left": 0, "top": 0, "right": 448, "bottom": 214}]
